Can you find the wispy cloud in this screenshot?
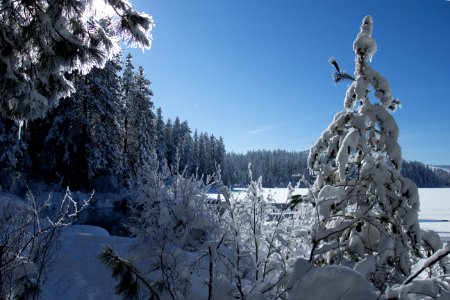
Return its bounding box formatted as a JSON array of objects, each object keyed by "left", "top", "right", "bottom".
[
  {"left": 194, "top": 103, "right": 200, "bottom": 107},
  {"left": 245, "top": 125, "right": 272, "bottom": 135}
]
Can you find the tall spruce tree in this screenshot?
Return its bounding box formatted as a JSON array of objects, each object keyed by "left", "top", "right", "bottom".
[
  {"left": 155, "top": 107, "right": 167, "bottom": 168},
  {"left": 28, "top": 56, "right": 124, "bottom": 191},
  {"left": 164, "top": 119, "right": 175, "bottom": 168},
  {"left": 179, "top": 120, "right": 193, "bottom": 172},
  {"left": 120, "top": 54, "right": 157, "bottom": 183},
  {"left": 83, "top": 56, "right": 124, "bottom": 189},
  {"left": 133, "top": 66, "right": 157, "bottom": 178},
  {"left": 121, "top": 53, "right": 135, "bottom": 176},
  {"left": 300, "top": 16, "right": 421, "bottom": 290}
]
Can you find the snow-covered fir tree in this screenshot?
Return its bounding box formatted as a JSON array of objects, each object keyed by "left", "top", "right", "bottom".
[
  {"left": 300, "top": 16, "right": 422, "bottom": 290},
  {"left": 120, "top": 53, "right": 136, "bottom": 179},
  {"left": 0, "top": 0, "right": 153, "bottom": 120},
  {"left": 132, "top": 66, "right": 158, "bottom": 192},
  {"left": 164, "top": 118, "right": 176, "bottom": 168},
  {"left": 27, "top": 56, "right": 124, "bottom": 191},
  {"left": 179, "top": 120, "right": 193, "bottom": 173},
  {"left": 155, "top": 107, "right": 168, "bottom": 168},
  {"left": 118, "top": 54, "right": 157, "bottom": 187}
]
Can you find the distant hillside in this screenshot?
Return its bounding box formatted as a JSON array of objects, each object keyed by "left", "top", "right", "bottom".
[
  {"left": 223, "top": 150, "right": 450, "bottom": 188},
  {"left": 402, "top": 161, "right": 450, "bottom": 188},
  {"left": 435, "top": 165, "right": 450, "bottom": 172}
]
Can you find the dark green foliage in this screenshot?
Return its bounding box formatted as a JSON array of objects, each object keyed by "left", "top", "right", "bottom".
[
  {"left": 402, "top": 161, "right": 450, "bottom": 188},
  {"left": 329, "top": 58, "right": 355, "bottom": 83},
  {"left": 12, "top": 276, "right": 39, "bottom": 300},
  {"left": 99, "top": 245, "right": 160, "bottom": 300},
  {"left": 0, "top": 115, "right": 27, "bottom": 192}
]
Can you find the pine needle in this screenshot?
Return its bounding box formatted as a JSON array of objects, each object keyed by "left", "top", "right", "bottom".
[
  {"left": 329, "top": 58, "right": 355, "bottom": 83},
  {"left": 99, "top": 245, "right": 161, "bottom": 300}
]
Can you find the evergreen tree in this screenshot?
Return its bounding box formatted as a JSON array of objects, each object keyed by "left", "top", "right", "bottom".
[
  {"left": 0, "top": 0, "right": 153, "bottom": 120},
  {"left": 133, "top": 66, "right": 157, "bottom": 178},
  {"left": 197, "top": 132, "right": 209, "bottom": 176},
  {"left": 164, "top": 119, "right": 175, "bottom": 168},
  {"left": 299, "top": 16, "right": 421, "bottom": 290},
  {"left": 0, "top": 116, "right": 27, "bottom": 191},
  {"left": 28, "top": 56, "right": 124, "bottom": 191},
  {"left": 120, "top": 54, "right": 157, "bottom": 183},
  {"left": 207, "top": 135, "right": 217, "bottom": 175},
  {"left": 222, "top": 150, "right": 309, "bottom": 187},
  {"left": 84, "top": 55, "right": 124, "bottom": 189},
  {"left": 179, "top": 120, "right": 193, "bottom": 172},
  {"left": 216, "top": 137, "right": 226, "bottom": 170},
  {"left": 121, "top": 53, "right": 136, "bottom": 180},
  {"left": 155, "top": 107, "right": 167, "bottom": 167},
  {"left": 192, "top": 130, "right": 200, "bottom": 174}
]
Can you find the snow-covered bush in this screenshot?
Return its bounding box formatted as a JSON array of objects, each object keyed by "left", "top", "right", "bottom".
[
  {"left": 213, "top": 166, "right": 309, "bottom": 299},
  {"left": 101, "top": 163, "right": 218, "bottom": 299},
  {"left": 0, "top": 188, "right": 89, "bottom": 299},
  {"left": 296, "top": 16, "right": 422, "bottom": 290}
]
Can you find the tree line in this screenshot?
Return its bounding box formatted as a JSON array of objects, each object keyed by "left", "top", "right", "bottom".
[{"left": 221, "top": 150, "right": 450, "bottom": 188}]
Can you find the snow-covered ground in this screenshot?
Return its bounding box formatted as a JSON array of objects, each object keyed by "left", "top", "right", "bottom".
[
  {"left": 42, "top": 225, "right": 133, "bottom": 300},
  {"left": 418, "top": 188, "right": 450, "bottom": 242},
  {"left": 231, "top": 187, "right": 450, "bottom": 241},
  {"left": 42, "top": 188, "right": 450, "bottom": 299}
]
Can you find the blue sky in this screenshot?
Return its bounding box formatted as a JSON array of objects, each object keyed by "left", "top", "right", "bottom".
[{"left": 127, "top": 0, "right": 450, "bottom": 165}]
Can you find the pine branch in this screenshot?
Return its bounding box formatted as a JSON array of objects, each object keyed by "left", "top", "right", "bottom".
[
  {"left": 329, "top": 58, "right": 355, "bottom": 83},
  {"left": 99, "top": 246, "right": 160, "bottom": 300}
]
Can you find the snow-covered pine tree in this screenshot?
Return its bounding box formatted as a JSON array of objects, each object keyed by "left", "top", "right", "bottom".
[
  {"left": 303, "top": 16, "right": 421, "bottom": 290},
  {"left": 27, "top": 56, "right": 124, "bottom": 191},
  {"left": 0, "top": 1, "right": 153, "bottom": 120},
  {"left": 192, "top": 129, "right": 200, "bottom": 173},
  {"left": 82, "top": 55, "right": 125, "bottom": 190},
  {"left": 216, "top": 136, "right": 226, "bottom": 171},
  {"left": 155, "top": 107, "right": 167, "bottom": 168},
  {"left": 164, "top": 118, "right": 175, "bottom": 168},
  {"left": 132, "top": 66, "right": 157, "bottom": 188},
  {"left": 119, "top": 55, "right": 157, "bottom": 182},
  {"left": 197, "top": 132, "right": 209, "bottom": 176},
  {"left": 179, "top": 120, "right": 193, "bottom": 172},
  {"left": 121, "top": 53, "right": 136, "bottom": 180}
]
